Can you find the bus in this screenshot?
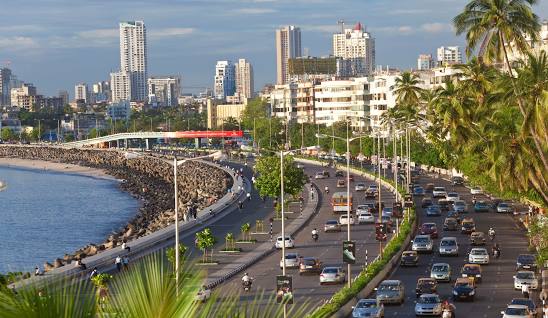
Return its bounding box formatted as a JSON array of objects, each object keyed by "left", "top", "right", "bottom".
[{"left": 331, "top": 192, "right": 353, "bottom": 214}]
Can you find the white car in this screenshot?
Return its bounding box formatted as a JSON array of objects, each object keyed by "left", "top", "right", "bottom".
[
  {"left": 513, "top": 271, "right": 539, "bottom": 290},
  {"left": 432, "top": 187, "right": 447, "bottom": 198},
  {"left": 355, "top": 182, "right": 367, "bottom": 191},
  {"left": 339, "top": 214, "right": 355, "bottom": 225},
  {"left": 195, "top": 287, "right": 211, "bottom": 302},
  {"left": 356, "top": 204, "right": 372, "bottom": 214},
  {"left": 446, "top": 192, "right": 460, "bottom": 203},
  {"left": 275, "top": 235, "right": 295, "bottom": 249},
  {"left": 320, "top": 266, "right": 346, "bottom": 285},
  {"left": 358, "top": 211, "right": 375, "bottom": 224},
  {"left": 315, "top": 172, "right": 326, "bottom": 179},
  {"left": 412, "top": 235, "right": 434, "bottom": 253},
  {"left": 468, "top": 248, "right": 490, "bottom": 264},
  {"left": 470, "top": 187, "right": 483, "bottom": 195},
  {"left": 280, "top": 253, "right": 301, "bottom": 268},
  {"left": 501, "top": 304, "right": 534, "bottom": 318}
]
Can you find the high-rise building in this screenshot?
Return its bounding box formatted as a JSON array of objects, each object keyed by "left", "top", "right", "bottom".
[
  {"left": 58, "top": 90, "right": 69, "bottom": 105},
  {"left": 147, "top": 76, "right": 181, "bottom": 107},
  {"left": 10, "top": 83, "right": 37, "bottom": 110},
  {"left": 436, "top": 46, "right": 462, "bottom": 66},
  {"left": 235, "top": 59, "right": 254, "bottom": 99},
  {"left": 333, "top": 22, "right": 375, "bottom": 76},
  {"left": 276, "top": 25, "right": 302, "bottom": 84},
  {"left": 115, "top": 21, "right": 147, "bottom": 102},
  {"left": 0, "top": 68, "right": 12, "bottom": 106},
  {"left": 214, "top": 61, "right": 235, "bottom": 100},
  {"left": 74, "top": 83, "right": 88, "bottom": 103},
  {"left": 417, "top": 54, "right": 434, "bottom": 70},
  {"left": 110, "top": 71, "right": 131, "bottom": 103}
]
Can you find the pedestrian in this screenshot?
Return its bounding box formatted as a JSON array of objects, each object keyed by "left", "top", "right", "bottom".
[
  {"left": 34, "top": 266, "right": 42, "bottom": 276},
  {"left": 521, "top": 283, "right": 530, "bottom": 299},
  {"left": 122, "top": 241, "right": 130, "bottom": 253},
  {"left": 246, "top": 192, "right": 251, "bottom": 201},
  {"left": 193, "top": 207, "right": 198, "bottom": 220},
  {"left": 90, "top": 267, "right": 98, "bottom": 280},
  {"left": 239, "top": 201, "right": 243, "bottom": 210},
  {"left": 115, "top": 255, "right": 122, "bottom": 272},
  {"left": 122, "top": 256, "right": 129, "bottom": 271}
]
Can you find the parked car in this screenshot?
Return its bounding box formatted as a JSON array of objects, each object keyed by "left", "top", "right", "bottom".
[
  {"left": 461, "top": 263, "right": 483, "bottom": 283},
  {"left": 432, "top": 187, "right": 447, "bottom": 198},
  {"left": 355, "top": 182, "right": 367, "bottom": 191},
  {"left": 453, "top": 200, "right": 468, "bottom": 213},
  {"left": 513, "top": 271, "right": 539, "bottom": 290},
  {"left": 351, "top": 299, "right": 384, "bottom": 318},
  {"left": 319, "top": 267, "right": 346, "bottom": 285},
  {"left": 324, "top": 220, "right": 342, "bottom": 232},
  {"left": 461, "top": 218, "right": 476, "bottom": 234},
  {"left": 375, "top": 280, "right": 405, "bottom": 304},
  {"left": 443, "top": 217, "right": 458, "bottom": 231},
  {"left": 414, "top": 294, "right": 443, "bottom": 317},
  {"left": 474, "top": 201, "right": 490, "bottom": 212},
  {"left": 400, "top": 251, "right": 419, "bottom": 267},
  {"left": 468, "top": 248, "right": 490, "bottom": 264},
  {"left": 280, "top": 253, "right": 301, "bottom": 268},
  {"left": 516, "top": 254, "right": 538, "bottom": 272},
  {"left": 337, "top": 179, "right": 345, "bottom": 188},
  {"left": 452, "top": 277, "right": 476, "bottom": 301},
  {"left": 339, "top": 214, "right": 355, "bottom": 225},
  {"left": 430, "top": 263, "right": 452, "bottom": 282},
  {"left": 412, "top": 235, "right": 434, "bottom": 253},
  {"left": 470, "top": 232, "right": 486, "bottom": 246},
  {"left": 426, "top": 205, "right": 442, "bottom": 217},
  {"left": 275, "top": 236, "right": 295, "bottom": 249},
  {"left": 357, "top": 211, "right": 375, "bottom": 224},
  {"left": 420, "top": 222, "right": 439, "bottom": 239},
  {"left": 421, "top": 197, "right": 433, "bottom": 208},
  {"left": 451, "top": 176, "right": 465, "bottom": 185},
  {"left": 415, "top": 277, "right": 437, "bottom": 297},
  {"left": 500, "top": 304, "right": 534, "bottom": 318},
  {"left": 470, "top": 186, "right": 483, "bottom": 195},
  {"left": 299, "top": 257, "right": 321, "bottom": 275},
  {"left": 439, "top": 237, "right": 459, "bottom": 256},
  {"left": 497, "top": 202, "right": 515, "bottom": 213}
]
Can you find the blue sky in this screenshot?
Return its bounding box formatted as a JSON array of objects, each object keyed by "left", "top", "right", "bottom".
[{"left": 1, "top": 0, "right": 546, "bottom": 97}]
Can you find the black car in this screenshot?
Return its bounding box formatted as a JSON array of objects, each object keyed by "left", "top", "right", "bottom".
[
  {"left": 421, "top": 198, "right": 433, "bottom": 208},
  {"left": 516, "top": 254, "right": 538, "bottom": 272},
  {"left": 451, "top": 176, "right": 465, "bottom": 186},
  {"left": 443, "top": 217, "right": 458, "bottom": 231},
  {"left": 335, "top": 170, "right": 344, "bottom": 177},
  {"left": 452, "top": 278, "right": 475, "bottom": 301},
  {"left": 400, "top": 251, "right": 419, "bottom": 266}
]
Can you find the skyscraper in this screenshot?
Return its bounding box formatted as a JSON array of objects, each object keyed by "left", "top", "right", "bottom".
[
  {"left": 276, "top": 26, "right": 302, "bottom": 85},
  {"left": 112, "top": 21, "right": 148, "bottom": 102},
  {"left": 0, "top": 68, "right": 12, "bottom": 106},
  {"left": 58, "top": 90, "right": 69, "bottom": 106},
  {"left": 74, "top": 83, "right": 88, "bottom": 103},
  {"left": 235, "top": 59, "right": 254, "bottom": 99},
  {"left": 147, "top": 76, "right": 181, "bottom": 107},
  {"left": 436, "top": 46, "right": 462, "bottom": 66},
  {"left": 332, "top": 22, "right": 375, "bottom": 76},
  {"left": 417, "top": 54, "right": 434, "bottom": 70},
  {"left": 214, "top": 61, "right": 235, "bottom": 100}
]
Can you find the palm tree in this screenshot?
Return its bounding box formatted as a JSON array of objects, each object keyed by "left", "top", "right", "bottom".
[{"left": 393, "top": 72, "right": 424, "bottom": 108}]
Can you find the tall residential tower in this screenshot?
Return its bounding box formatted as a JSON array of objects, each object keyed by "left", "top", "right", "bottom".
[
  {"left": 235, "top": 58, "right": 254, "bottom": 99},
  {"left": 276, "top": 26, "right": 302, "bottom": 85},
  {"left": 333, "top": 22, "right": 375, "bottom": 76},
  {"left": 214, "top": 61, "right": 235, "bottom": 100}
]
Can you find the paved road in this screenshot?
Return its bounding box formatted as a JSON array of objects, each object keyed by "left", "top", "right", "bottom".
[
  {"left": 220, "top": 163, "right": 398, "bottom": 307},
  {"left": 365, "top": 173, "right": 535, "bottom": 317}
]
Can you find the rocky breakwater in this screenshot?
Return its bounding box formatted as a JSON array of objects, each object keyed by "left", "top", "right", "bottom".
[{"left": 0, "top": 146, "right": 232, "bottom": 271}]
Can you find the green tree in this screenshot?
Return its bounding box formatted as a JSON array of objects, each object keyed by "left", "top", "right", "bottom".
[
  {"left": 225, "top": 232, "right": 235, "bottom": 250},
  {"left": 240, "top": 223, "right": 251, "bottom": 242},
  {"left": 1, "top": 128, "right": 13, "bottom": 141},
  {"left": 166, "top": 244, "right": 188, "bottom": 273},
  {"left": 221, "top": 117, "right": 240, "bottom": 131},
  {"left": 254, "top": 155, "right": 306, "bottom": 200},
  {"left": 195, "top": 228, "right": 216, "bottom": 263}
]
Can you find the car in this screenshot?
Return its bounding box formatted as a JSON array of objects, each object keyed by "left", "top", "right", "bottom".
[
  {"left": 425, "top": 183, "right": 435, "bottom": 192},
  {"left": 516, "top": 254, "right": 538, "bottom": 272},
  {"left": 451, "top": 176, "right": 465, "bottom": 185},
  {"left": 400, "top": 251, "right": 419, "bottom": 266},
  {"left": 430, "top": 263, "right": 451, "bottom": 282},
  {"left": 299, "top": 257, "right": 322, "bottom": 274},
  {"left": 415, "top": 278, "right": 437, "bottom": 297},
  {"left": 412, "top": 235, "right": 434, "bottom": 253},
  {"left": 426, "top": 205, "right": 442, "bottom": 217},
  {"left": 452, "top": 277, "right": 476, "bottom": 301},
  {"left": 355, "top": 182, "right": 367, "bottom": 191},
  {"left": 432, "top": 187, "right": 447, "bottom": 198},
  {"left": 413, "top": 186, "right": 425, "bottom": 196},
  {"left": 461, "top": 264, "right": 483, "bottom": 283},
  {"left": 501, "top": 304, "right": 534, "bottom": 318},
  {"left": 280, "top": 253, "right": 301, "bottom": 268},
  {"left": 324, "top": 220, "right": 342, "bottom": 232},
  {"left": 351, "top": 299, "right": 384, "bottom": 318},
  {"left": 414, "top": 293, "right": 443, "bottom": 316},
  {"left": 381, "top": 207, "right": 394, "bottom": 218},
  {"left": 421, "top": 197, "right": 433, "bottom": 208},
  {"left": 439, "top": 237, "right": 459, "bottom": 256},
  {"left": 509, "top": 298, "right": 538, "bottom": 317},
  {"left": 453, "top": 200, "right": 468, "bottom": 213},
  {"left": 468, "top": 248, "right": 490, "bottom": 264},
  {"left": 335, "top": 170, "right": 344, "bottom": 177},
  {"left": 195, "top": 287, "right": 212, "bottom": 302},
  {"left": 337, "top": 179, "right": 346, "bottom": 188},
  {"left": 514, "top": 271, "right": 539, "bottom": 290},
  {"left": 361, "top": 202, "right": 377, "bottom": 214},
  {"left": 375, "top": 280, "right": 405, "bottom": 304},
  {"left": 319, "top": 267, "right": 346, "bottom": 285},
  {"left": 315, "top": 172, "right": 326, "bottom": 179},
  {"left": 357, "top": 211, "right": 375, "bottom": 224},
  {"left": 497, "top": 202, "right": 515, "bottom": 213},
  {"left": 443, "top": 218, "right": 458, "bottom": 231},
  {"left": 438, "top": 199, "right": 452, "bottom": 212},
  {"left": 470, "top": 232, "right": 486, "bottom": 246},
  {"left": 296, "top": 163, "right": 304, "bottom": 169},
  {"left": 420, "top": 223, "right": 439, "bottom": 239},
  {"left": 470, "top": 186, "right": 483, "bottom": 195},
  {"left": 380, "top": 215, "right": 393, "bottom": 229},
  {"left": 447, "top": 210, "right": 462, "bottom": 223},
  {"left": 275, "top": 235, "right": 295, "bottom": 249},
  {"left": 461, "top": 218, "right": 476, "bottom": 234},
  {"left": 365, "top": 185, "right": 378, "bottom": 198},
  {"left": 356, "top": 204, "right": 373, "bottom": 214},
  {"left": 474, "top": 201, "right": 490, "bottom": 212},
  {"left": 339, "top": 214, "right": 355, "bottom": 225},
  {"left": 446, "top": 192, "right": 460, "bottom": 203}
]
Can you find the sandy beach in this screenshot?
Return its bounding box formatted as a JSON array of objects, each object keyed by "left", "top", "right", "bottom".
[{"left": 0, "top": 157, "right": 116, "bottom": 181}]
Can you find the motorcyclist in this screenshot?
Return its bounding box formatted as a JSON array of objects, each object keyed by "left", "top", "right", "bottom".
[
  {"left": 472, "top": 196, "right": 477, "bottom": 205},
  {"left": 441, "top": 300, "right": 456, "bottom": 318},
  {"left": 242, "top": 273, "right": 253, "bottom": 285},
  {"left": 312, "top": 228, "right": 319, "bottom": 241},
  {"left": 492, "top": 243, "right": 501, "bottom": 258},
  {"left": 488, "top": 227, "right": 495, "bottom": 239},
  {"left": 324, "top": 186, "right": 329, "bottom": 193}
]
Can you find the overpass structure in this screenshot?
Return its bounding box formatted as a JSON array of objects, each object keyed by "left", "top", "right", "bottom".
[{"left": 62, "top": 130, "right": 244, "bottom": 148}]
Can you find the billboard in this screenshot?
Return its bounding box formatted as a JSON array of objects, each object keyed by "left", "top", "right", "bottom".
[
  {"left": 343, "top": 240, "right": 356, "bottom": 264},
  {"left": 276, "top": 275, "right": 293, "bottom": 304}
]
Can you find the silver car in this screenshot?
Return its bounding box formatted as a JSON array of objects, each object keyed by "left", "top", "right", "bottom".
[
  {"left": 355, "top": 182, "right": 367, "bottom": 192},
  {"left": 414, "top": 294, "right": 443, "bottom": 316},
  {"left": 412, "top": 235, "right": 434, "bottom": 253},
  {"left": 513, "top": 271, "right": 539, "bottom": 290},
  {"left": 468, "top": 248, "right": 490, "bottom": 264},
  {"left": 324, "top": 219, "right": 342, "bottom": 232},
  {"left": 279, "top": 253, "right": 301, "bottom": 269},
  {"left": 351, "top": 298, "right": 384, "bottom": 318},
  {"left": 319, "top": 267, "right": 346, "bottom": 285},
  {"left": 446, "top": 192, "right": 460, "bottom": 203},
  {"left": 430, "top": 263, "right": 452, "bottom": 282},
  {"left": 439, "top": 237, "right": 459, "bottom": 256},
  {"left": 497, "top": 202, "right": 515, "bottom": 213},
  {"left": 357, "top": 211, "right": 375, "bottom": 224},
  {"left": 375, "top": 280, "right": 405, "bottom": 304},
  {"left": 453, "top": 200, "right": 467, "bottom": 213},
  {"left": 432, "top": 187, "right": 447, "bottom": 198}
]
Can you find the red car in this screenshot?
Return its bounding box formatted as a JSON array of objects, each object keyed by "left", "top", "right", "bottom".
[{"left": 419, "top": 222, "right": 438, "bottom": 239}]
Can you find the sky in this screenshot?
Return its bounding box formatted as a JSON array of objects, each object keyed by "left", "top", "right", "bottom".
[{"left": 0, "top": 0, "right": 546, "bottom": 97}]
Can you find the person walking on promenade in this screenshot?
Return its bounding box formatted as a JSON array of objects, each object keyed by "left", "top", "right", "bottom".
[
  {"left": 122, "top": 241, "right": 130, "bottom": 253},
  {"left": 34, "top": 266, "right": 42, "bottom": 276},
  {"left": 90, "top": 268, "right": 98, "bottom": 280},
  {"left": 246, "top": 192, "right": 251, "bottom": 201},
  {"left": 239, "top": 201, "right": 244, "bottom": 210},
  {"left": 122, "top": 256, "right": 129, "bottom": 271},
  {"left": 115, "top": 255, "right": 122, "bottom": 272},
  {"left": 192, "top": 206, "right": 197, "bottom": 220}
]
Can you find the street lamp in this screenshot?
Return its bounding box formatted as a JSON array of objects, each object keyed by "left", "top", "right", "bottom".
[{"left": 316, "top": 123, "right": 369, "bottom": 287}]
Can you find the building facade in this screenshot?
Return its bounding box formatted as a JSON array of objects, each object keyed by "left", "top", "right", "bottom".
[
  {"left": 417, "top": 54, "right": 434, "bottom": 70},
  {"left": 147, "top": 76, "right": 181, "bottom": 107},
  {"left": 206, "top": 99, "right": 246, "bottom": 129},
  {"left": 214, "top": 61, "right": 235, "bottom": 100},
  {"left": 74, "top": 83, "right": 88, "bottom": 103},
  {"left": 436, "top": 46, "right": 462, "bottom": 66},
  {"left": 0, "top": 68, "right": 12, "bottom": 106},
  {"left": 107, "top": 100, "right": 131, "bottom": 120},
  {"left": 235, "top": 59, "right": 254, "bottom": 99},
  {"left": 10, "top": 84, "right": 37, "bottom": 110},
  {"left": 110, "top": 71, "right": 131, "bottom": 103},
  {"left": 276, "top": 25, "right": 302, "bottom": 84},
  {"left": 58, "top": 90, "right": 69, "bottom": 106},
  {"left": 332, "top": 22, "right": 375, "bottom": 76},
  {"left": 116, "top": 21, "right": 147, "bottom": 102}
]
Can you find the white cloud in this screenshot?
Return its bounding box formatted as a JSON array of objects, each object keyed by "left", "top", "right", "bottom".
[
  {"left": 230, "top": 8, "right": 277, "bottom": 14},
  {"left": 0, "top": 25, "right": 44, "bottom": 33},
  {"left": 149, "top": 28, "right": 196, "bottom": 38},
  {"left": 0, "top": 36, "right": 40, "bottom": 50},
  {"left": 371, "top": 25, "right": 414, "bottom": 35},
  {"left": 420, "top": 23, "right": 452, "bottom": 33},
  {"left": 76, "top": 28, "right": 118, "bottom": 39}
]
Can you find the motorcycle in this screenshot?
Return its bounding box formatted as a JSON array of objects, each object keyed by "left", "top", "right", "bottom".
[
  {"left": 242, "top": 280, "right": 252, "bottom": 292},
  {"left": 324, "top": 187, "right": 329, "bottom": 194},
  {"left": 493, "top": 248, "right": 500, "bottom": 259},
  {"left": 442, "top": 309, "right": 454, "bottom": 318},
  {"left": 312, "top": 233, "right": 319, "bottom": 242}
]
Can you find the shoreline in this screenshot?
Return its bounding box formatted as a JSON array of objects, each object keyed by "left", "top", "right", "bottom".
[{"left": 0, "top": 158, "right": 117, "bottom": 181}]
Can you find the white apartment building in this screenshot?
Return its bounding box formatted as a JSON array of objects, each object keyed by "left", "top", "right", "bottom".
[
  {"left": 235, "top": 59, "right": 254, "bottom": 99},
  {"left": 10, "top": 83, "right": 37, "bottom": 110},
  {"left": 333, "top": 22, "right": 375, "bottom": 76},
  {"left": 507, "top": 19, "right": 548, "bottom": 64},
  {"left": 74, "top": 83, "right": 88, "bottom": 103},
  {"left": 147, "top": 76, "right": 181, "bottom": 107},
  {"left": 110, "top": 71, "right": 131, "bottom": 103},
  {"left": 417, "top": 54, "right": 434, "bottom": 70},
  {"left": 437, "top": 46, "right": 462, "bottom": 66},
  {"left": 214, "top": 61, "right": 235, "bottom": 100},
  {"left": 276, "top": 26, "right": 302, "bottom": 84},
  {"left": 117, "top": 21, "right": 147, "bottom": 102},
  {"left": 270, "top": 82, "right": 314, "bottom": 124}
]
